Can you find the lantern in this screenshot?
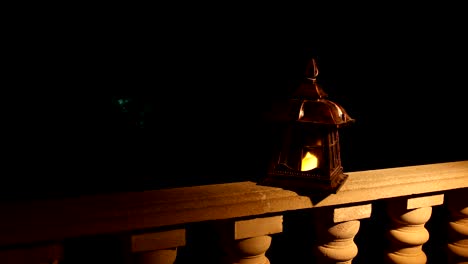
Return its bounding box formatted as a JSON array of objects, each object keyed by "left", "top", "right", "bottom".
[{"left": 262, "top": 58, "right": 354, "bottom": 194}]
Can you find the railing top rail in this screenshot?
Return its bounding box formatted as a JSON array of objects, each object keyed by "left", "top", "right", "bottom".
[
  {"left": 0, "top": 160, "right": 467, "bottom": 248},
  {"left": 321, "top": 160, "right": 468, "bottom": 206}
]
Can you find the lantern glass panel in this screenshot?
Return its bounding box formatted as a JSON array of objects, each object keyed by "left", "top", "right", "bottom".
[{"left": 301, "top": 137, "right": 323, "bottom": 171}]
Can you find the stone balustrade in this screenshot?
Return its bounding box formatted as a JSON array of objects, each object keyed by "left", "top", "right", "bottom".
[{"left": 0, "top": 160, "right": 467, "bottom": 264}]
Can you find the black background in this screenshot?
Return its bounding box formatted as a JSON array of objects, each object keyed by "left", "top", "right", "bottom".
[{"left": 3, "top": 5, "right": 468, "bottom": 200}]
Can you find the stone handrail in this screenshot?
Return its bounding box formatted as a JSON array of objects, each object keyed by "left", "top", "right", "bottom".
[
  {"left": 0, "top": 160, "right": 467, "bottom": 263},
  {"left": 0, "top": 160, "right": 466, "bottom": 248}
]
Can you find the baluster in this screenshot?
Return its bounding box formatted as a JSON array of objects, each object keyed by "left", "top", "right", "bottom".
[
  {"left": 313, "top": 203, "right": 372, "bottom": 264},
  {"left": 0, "top": 243, "right": 63, "bottom": 264},
  {"left": 446, "top": 188, "right": 468, "bottom": 263},
  {"left": 384, "top": 194, "right": 444, "bottom": 264},
  {"left": 216, "top": 215, "right": 283, "bottom": 264},
  {"left": 131, "top": 229, "right": 185, "bottom": 264}
]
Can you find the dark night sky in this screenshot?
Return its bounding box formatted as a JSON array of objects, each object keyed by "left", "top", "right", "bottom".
[{"left": 3, "top": 6, "right": 468, "bottom": 198}]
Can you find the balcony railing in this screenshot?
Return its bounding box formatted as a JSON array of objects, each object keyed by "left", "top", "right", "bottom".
[{"left": 0, "top": 160, "right": 467, "bottom": 264}]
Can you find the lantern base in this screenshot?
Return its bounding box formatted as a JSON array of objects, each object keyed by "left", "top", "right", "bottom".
[{"left": 260, "top": 171, "right": 348, "bottom": 195}]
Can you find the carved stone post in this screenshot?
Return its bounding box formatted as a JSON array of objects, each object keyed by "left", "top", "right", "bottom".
[
  {"left": 217, "top": 215, "right": 283, "bottom": 264},
  {"left": 0, "top": 243, "right": 63, "bottom": 264},
  {"left": 384, "top": 194, "right": 444, "bottom": 264},
  {"left": 446, "top": 188, "right": 468, "bottom": 263},
  {"left": 313, "top": 203, "right": 372, "bottom": 264},
  {"left": 131, "top": 229, "right": 185, "bottom": 264}
]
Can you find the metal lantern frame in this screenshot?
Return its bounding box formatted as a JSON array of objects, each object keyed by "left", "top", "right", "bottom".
[{"left": 262, "top": 58, "right": 354, "bottom": 194}]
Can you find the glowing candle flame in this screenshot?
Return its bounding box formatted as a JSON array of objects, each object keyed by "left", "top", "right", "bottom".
[{"left": 301, "top": 152, "right": 318, "bottom": 171}]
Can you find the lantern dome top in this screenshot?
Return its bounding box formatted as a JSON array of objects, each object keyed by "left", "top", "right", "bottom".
[
  {"left": 293, "top": 98, "right": 354, "bottom": 126},
  {"left": 290, "top": 58, "right": 354, "bottom": 126}
]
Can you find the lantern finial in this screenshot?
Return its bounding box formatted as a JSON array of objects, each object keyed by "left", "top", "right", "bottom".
[
  {"left": 305, "top": 57, "right": 319, "bottom": 81},
  {"left": 293, "top": 58, "right": 328, "bottom": 100}
]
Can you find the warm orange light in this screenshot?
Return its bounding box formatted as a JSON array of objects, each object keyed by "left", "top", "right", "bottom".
[{"left": 301, "top": 152, "right": 318, "bottom": 171}]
